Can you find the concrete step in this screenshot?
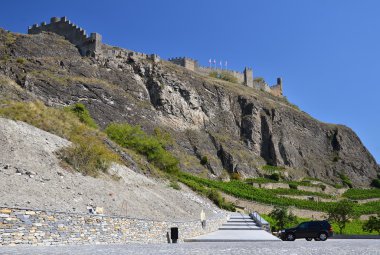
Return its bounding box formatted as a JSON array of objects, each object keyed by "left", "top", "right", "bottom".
[
  {"left": 229, "top": 216, "right": 252, "bottom": 219},
  {"left": 219, "top": 226, "right": 261, "bottom": 230},
  {"left": 227, "top": 219, "right": 256, "bottom": 223},
  {"left": 229, "top": 213, "right": 251, "bottom": 218},
  {"left": 228, "top": 217, "right": 255, "bottom": 220},
  {"left": 223, "top": 222, "right": 257, "bottom": 226}
]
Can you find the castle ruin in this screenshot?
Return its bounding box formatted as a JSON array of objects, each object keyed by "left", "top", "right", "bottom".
[
  {"left": 28, "top": 17, "right": 283, "bottom": 97},
  {"left": 28, "top": 17, "right": 102, "bottom": 57},
  {"left": 168, "top": 57, "right": 283, "bottom": 97}
]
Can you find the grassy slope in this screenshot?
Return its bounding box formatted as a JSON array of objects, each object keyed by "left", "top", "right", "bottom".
[{"left": 0, "top": 101, "right": 119, "bottom": 176}]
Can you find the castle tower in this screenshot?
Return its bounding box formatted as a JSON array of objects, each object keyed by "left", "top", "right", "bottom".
[
  {"left": 277, "top": 77, "right": 282, "bottom": 86},
  {"left": 88, "top": 32, "right": 102, "bottom": 53},
  {"left": 243, "top": 67, "right": 253, "bottom": 88},
  {"left": 168, "top": 57, "right": 197, "bottom": 71},
  {"left": 269, "top": 77, "right": 283, "bottom": 97},
  {"left": 28, "top": 17, "right": 102, "bottom": 57}
]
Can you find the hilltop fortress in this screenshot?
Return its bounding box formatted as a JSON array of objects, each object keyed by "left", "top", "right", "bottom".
[
  {"left": 28, "top": 17, "right": 282, "bottom": 97},
  {"left": 168, "top": 57, "right": 283, "bottom": 97}
]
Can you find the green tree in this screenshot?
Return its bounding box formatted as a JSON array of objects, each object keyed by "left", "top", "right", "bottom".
[
  {"left": 269, "top": 206, "right": 297, "bottom": 231},
  {"left": 327, "top": 199, "right": 356, "bottom": 234},
  {"left": 362, "top": 214, "right": 380, "bottom": 234}
]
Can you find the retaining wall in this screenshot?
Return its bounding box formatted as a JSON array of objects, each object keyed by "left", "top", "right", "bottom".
[{"left": 0, "top": 207, "right": 227, "bottom": 246}]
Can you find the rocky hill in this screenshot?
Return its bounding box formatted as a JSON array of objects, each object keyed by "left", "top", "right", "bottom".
[
  {"left": 0, "top": 117, "right": 222, "bottom": 219},
  {"left": 0, "top": 28, "right": 378, "bottom": 187}
]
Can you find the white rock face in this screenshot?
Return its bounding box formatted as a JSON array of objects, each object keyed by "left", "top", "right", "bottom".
[{"left": 0, "top": 117, "right": 223, "bottom": 220}]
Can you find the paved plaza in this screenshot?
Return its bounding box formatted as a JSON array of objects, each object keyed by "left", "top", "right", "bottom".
[{"left": 0, "top": 240, "right": 380, "bottom": 255}]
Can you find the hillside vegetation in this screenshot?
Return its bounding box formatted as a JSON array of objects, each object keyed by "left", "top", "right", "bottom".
[
  {"left": 178, "top": 172, "right": 380, "bottom": 216},
  {"left": 0, "top": 101, "right": 119, "bottom": 176},
  {"left": 1, "top": 101, "right": 379, "bottom": 220}
]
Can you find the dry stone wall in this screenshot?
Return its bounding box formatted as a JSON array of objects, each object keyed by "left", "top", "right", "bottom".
[{"left": 0, "top": 207, "right": 227, "bottom": 246}]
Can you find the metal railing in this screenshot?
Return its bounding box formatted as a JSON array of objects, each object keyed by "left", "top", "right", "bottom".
[{"left": 249, "top": 211, "right": 271, "bottom": 232}]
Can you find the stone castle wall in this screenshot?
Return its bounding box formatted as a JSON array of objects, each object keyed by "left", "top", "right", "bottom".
[
  {"left": 269, "top": 84, "right": 282, "bottom": 97},
  {"left": 196, "top": 66, "right": 246, "bottom": 84},
  {"left": 0, "top": 207, "right": 227, "bottom": 246},
  {"left": 28, "top": 17, "right": 102, "bottom": 56},
  {"left": 168, "top": 57, "right": 198, "bottom": 71},
  {"left": 26, "top": 17, "right": 283, "bottom": 97},
  {"left": 167, "top": 58, "right": 284, "bottom": 96}
]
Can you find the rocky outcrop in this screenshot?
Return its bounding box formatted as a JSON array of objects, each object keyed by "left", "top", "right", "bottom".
[{"left": 0, "top": 29, "right": 378, "bottom": 186}]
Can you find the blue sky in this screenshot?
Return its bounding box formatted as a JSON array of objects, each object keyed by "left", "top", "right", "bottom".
[{"left": 1, "top": 0, "right": 379, "bottom": 162}]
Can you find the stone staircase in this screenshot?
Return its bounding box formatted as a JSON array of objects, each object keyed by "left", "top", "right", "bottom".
[
  {"left": 185, "top": 212, "right": 280, "bottom": 242},
  {"left": 218, "top": 214, "right": 261, "bottom": 230}
]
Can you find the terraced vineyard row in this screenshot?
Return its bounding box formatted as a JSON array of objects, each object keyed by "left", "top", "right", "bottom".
[
  {"left": 178, "top": 173, "right": 380, "bottom": 215},
  {"left": 343, "top": 188, "right": 380, "bottom": 200}
]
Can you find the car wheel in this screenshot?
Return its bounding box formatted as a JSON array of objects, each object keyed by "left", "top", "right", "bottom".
[
  {"left": 318, "top": 232, "right": 328, "bottom": 241},
  {"left": 305, "top": 238, "right": 313, "bottom": 241},
  {"left": 286, "top": 233, "right": 296, "bottom": 241}
]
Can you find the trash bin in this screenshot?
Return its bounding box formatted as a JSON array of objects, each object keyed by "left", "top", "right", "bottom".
[{"left": 171, "top": 227, "right": 178, "bottom": 243}]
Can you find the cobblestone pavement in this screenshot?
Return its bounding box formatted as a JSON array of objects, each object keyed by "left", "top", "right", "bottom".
[{"left": 0, "top": 240, "right": 380, "bottom": 255}]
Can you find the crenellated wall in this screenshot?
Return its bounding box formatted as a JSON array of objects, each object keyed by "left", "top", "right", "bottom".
[
  {"left": 168, "top": 57, "right": 198, "bottom": 71},
  {"left": 167, "top": 57, "right": 283, "bottom": 97},
  {"left": 0, "top": 207, "right": 227, "bottom": 246},
  {"left": 28, "top": 17, "right": 102, "bottom": 56},
  {"left": 196, "top": 66, "right": 246, "bottom": 84}
]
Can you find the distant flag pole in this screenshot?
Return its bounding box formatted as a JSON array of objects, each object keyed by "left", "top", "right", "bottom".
[
  {"left": 208, "top": 58, "right": 211, "bottom": 68},
  {"left": 225, "top": 60, "right": 228, "bottom": 70},
  {"left": 220, "top": 60, "right": 222, "bottom": 69},
  {"left": 213, "top": 59, "right": 216, "bottom": 69}
]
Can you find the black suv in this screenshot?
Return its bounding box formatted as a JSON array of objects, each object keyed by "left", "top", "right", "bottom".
[{"left": 279, "top": 220, "right": 333, "bottom": 241}]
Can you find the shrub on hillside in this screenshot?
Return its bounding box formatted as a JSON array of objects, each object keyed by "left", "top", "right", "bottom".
[
  {"left": 105, "top": 123, "right": 179, "bottom": 174},
  {"left": 153, "top": 127, "right": 173, "bottom": 148},
  {"left": 65, "top": 103, "right": 98, "bottom": 128},
  {"left": 16, "top": 58, "right": 26, "bottom": 64},
  {"left": 230, "top": 172, "right": 242, "bottom": 180},
  {"left": 371, "top": 179, "right": 380, "bottom": 189},
  {"left": 200, "top": 156, "right": 208, "bottom": 165},
  {"left": 169, "top": 179, "right": 181, "bottom": 190},
  {"left": 206, "top": 189, "right": 235, "bottom": 211},
  {"left": 339, "top": 173, "right": 353, "bottom": 188},
  {"left": 60, "top": 133, "right": 118, "bottom": 177},
  {"left": 268, "top": 173, "right": 280, "bottom": 181}
]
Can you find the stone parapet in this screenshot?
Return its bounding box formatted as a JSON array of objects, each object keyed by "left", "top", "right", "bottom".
[{"left": 0, "top": 207, "right": 227, "bottom": 246}]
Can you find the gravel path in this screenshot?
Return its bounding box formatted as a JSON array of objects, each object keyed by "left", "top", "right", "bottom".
[{"left": 0, "top": 240, "right": 379, "bottom": 255}]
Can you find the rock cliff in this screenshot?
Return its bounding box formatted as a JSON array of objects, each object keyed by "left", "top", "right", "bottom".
[{"left": 0, "top": 29, "right": 378, "bottom": 186}]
